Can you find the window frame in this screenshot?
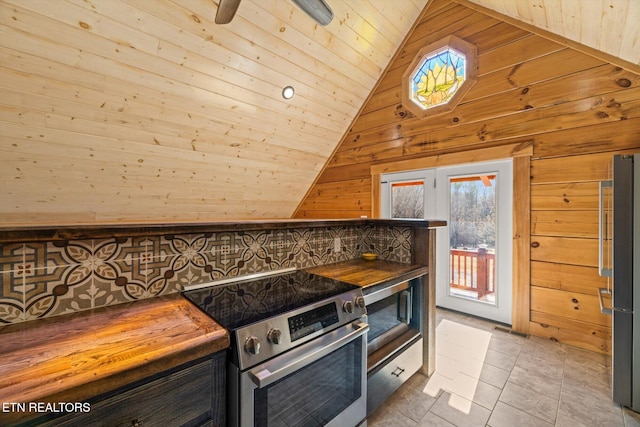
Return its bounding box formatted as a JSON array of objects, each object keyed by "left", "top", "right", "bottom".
[{"left": 401, "top": 35, "right": 478, "bottom": 119}]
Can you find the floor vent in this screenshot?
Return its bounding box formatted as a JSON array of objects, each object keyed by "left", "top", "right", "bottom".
[{"left": 493, "top": 326, "right": 529, "bottom": 338}]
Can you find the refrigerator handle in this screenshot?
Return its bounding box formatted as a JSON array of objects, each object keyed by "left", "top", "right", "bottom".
[
  {"left": 597, "top": 287, "right": 612, "bottom": 315},
  {"left": 599, "top": 180, "right": 612, "bottom": 277}
]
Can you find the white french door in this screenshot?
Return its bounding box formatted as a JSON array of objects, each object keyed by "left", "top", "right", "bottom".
[
  {"left": 434, "top": 160, "right": 512, "bottom": 324},
  {"left": 381, "top": 159, "right": 513, "bottom": 325}
]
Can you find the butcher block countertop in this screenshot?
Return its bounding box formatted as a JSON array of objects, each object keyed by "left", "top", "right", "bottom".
[
  {"left": 306, "top": 259, "right": 429, "bottom": 290},
  {"left": 0, "top": 293, "right": 229, "bottom": 410}
]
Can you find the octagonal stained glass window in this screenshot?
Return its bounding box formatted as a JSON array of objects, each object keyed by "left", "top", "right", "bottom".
[
  {"left": 410, "top": 47, "right": 466, "bottom": 110},
  {"left": 402, "top": 35, "right": 477, "bottom": 119}
]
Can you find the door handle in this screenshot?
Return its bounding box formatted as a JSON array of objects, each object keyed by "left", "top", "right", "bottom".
[
  {"left": 391, "top": 367, "right": 405, "bottom": 377},
  {"left": 249, "top": 321, "right": 369, "bottom": 388},
  {"left": 597, "top": 287, "right": 612, "bottom": 315},
  {"left": 398, "top": 289, "right": 412, "bottom": 324},
  {"left": 365, "top": 281, "right": 410, "bottom": 305},
  {"left": 598, "top": 180, "right": 612, "bottom": 277}
]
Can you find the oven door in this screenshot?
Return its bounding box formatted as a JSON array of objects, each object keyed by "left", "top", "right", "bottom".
[
  {"left": 236, "top": 320, "right": 368, "bottom": 427},
  {"left": 364, "top": 281, "right": 420, "bottom": 359}
]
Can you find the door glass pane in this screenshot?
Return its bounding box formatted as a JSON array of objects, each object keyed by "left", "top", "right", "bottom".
[
  {"left": 391, "top": 181, "right": 424, "bottom": 218},
  {"left": 449, "top": 175, "right": 497, "bottom": 304}
]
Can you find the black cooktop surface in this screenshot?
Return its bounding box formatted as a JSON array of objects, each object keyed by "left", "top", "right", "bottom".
[{"left": 183, "top": 270, "right": 358, "bottom": 330}]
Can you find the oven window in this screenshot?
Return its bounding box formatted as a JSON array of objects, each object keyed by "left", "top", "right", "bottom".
[
  {"left": 367, "top": 293, "right": 408, "bottom": 343},
  {"left": 254, "top": 336, "right": 363, "bottom": 427}
]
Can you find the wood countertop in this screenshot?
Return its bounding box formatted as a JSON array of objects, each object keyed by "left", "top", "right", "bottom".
[
  {"left": 0, "top": 294, "right": 229, "bottom": 410},
  {"left": 306, "top": 259, "right": 429, "bottom": 290}
]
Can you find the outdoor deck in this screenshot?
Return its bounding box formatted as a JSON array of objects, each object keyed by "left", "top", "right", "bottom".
[{"left": 450, "top": 248, "right": 495, "bottom": 302}]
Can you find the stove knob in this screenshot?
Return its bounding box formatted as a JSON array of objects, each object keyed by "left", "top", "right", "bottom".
[
  {"left": 355, "top": 296, "right": 366, "bottom": 309},
  {"left": 343, "top": 300, "right": 354, "bottom": 314},
  {"left": 267, "top": 328, "right": 282, "bottom": 344},
  {"left": 244, "top": 336, "right": 261, "bottom": 355}
]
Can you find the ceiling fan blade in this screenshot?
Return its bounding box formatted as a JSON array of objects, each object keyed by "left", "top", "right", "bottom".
[
  {"left": 291, "top": 0, "right": 333, "bottom": 26},
  {"left": 215, "top": 0, "right": 241, "bottom": 24}
]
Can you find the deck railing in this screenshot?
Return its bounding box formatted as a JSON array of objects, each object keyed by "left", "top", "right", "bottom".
[{"left": 450, "top": 248, "right": 495, "bottom": 298}]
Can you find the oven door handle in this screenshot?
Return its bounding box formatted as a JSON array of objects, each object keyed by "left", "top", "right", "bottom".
[
  {"left": 364, "top": 281, "right": 410, "bottom": 305},
  {"left": 249, "top": 320, "right": 369, "bottom": 388}
]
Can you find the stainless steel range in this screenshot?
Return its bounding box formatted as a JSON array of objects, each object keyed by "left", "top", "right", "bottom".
[{"left": 183, "top": 269, "right": 369, "bottom": 427}]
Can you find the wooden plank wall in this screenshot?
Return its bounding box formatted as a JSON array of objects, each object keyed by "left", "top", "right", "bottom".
[{"left": 294, "top": 0, "right": 640, "bottom": 353}]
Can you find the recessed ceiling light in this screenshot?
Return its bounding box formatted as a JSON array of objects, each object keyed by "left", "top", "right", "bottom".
[{"left": 282, "top": 86, "right": 295, "bottom": 99}]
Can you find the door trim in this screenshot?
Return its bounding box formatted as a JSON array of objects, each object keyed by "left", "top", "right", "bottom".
[{"left": 371, "top": 142, "right": 532, "bottom": 333}]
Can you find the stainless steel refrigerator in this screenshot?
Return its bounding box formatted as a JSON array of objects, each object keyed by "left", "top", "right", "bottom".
[{"left": 601, "top": 153, "right": 640, "bottom": 411}]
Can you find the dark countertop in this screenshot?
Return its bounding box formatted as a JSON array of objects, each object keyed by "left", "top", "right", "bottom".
[
  {"left": 306, "top": 259, "right": 429, "bottom": 290},
  {"left": 0, "top": 218, "right": 447, "bottom": 243},
  {"left": 0, "top": 294, "right": 229, "bottom": 416}
]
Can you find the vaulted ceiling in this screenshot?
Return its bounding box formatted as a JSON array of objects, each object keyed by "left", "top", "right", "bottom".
[
  {"left": 461, "top": 0, "right": 639, "bottom": 70},
  {"left": 0, "top": 0, "right": 638, "bottom": 225},
  {"left": 0, "top": 0, "right": 428, "bottom": 224}
]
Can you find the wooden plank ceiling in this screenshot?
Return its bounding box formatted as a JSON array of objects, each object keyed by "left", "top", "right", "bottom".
[
  {"left": 0, "top": 0, "right": 638, "bottom": 225},
  {"left": 0, "top": 0, "right": 428, "bottom": 224},
  {"left": 462, "top": 0, "right": 640, "bottom": 69}
]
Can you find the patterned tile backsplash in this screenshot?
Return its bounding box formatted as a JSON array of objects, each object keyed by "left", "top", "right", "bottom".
[{"left": 0, "top": 225, "right": 411, "bottom": 324}]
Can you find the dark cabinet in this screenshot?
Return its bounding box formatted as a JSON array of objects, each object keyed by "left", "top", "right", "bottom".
[{"left": 36, "top": 352, "right": 226, "bottom": 427}]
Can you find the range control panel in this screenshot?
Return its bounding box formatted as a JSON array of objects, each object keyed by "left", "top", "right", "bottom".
[
  {"left": 234, "top": 289, "right": 366, "bottom": 371},
  {"left": 288, "top": 302, "right": 339, "bottom": 342}
]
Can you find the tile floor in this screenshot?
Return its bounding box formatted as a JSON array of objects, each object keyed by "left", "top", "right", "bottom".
[{"left": 368, "top": 308, "right": 640, "bottom": 427}]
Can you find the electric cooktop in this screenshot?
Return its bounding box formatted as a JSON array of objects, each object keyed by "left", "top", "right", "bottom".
[{"left": 183, "top": 269, "right": 359, "bottom": 331}]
